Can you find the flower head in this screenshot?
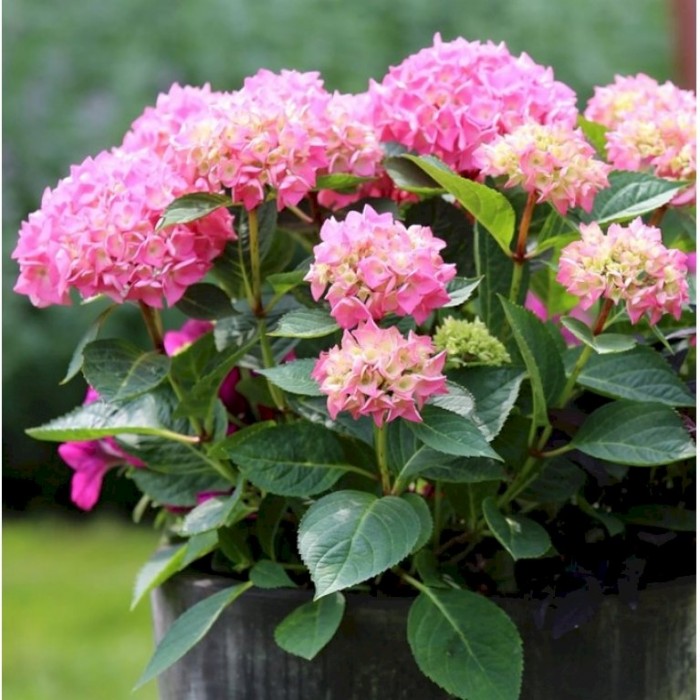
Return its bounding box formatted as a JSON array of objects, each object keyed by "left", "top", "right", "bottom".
[
  {"left": 305, "top": 205, "right": 456, "bottom": 328},
  {"left": 433, "top": 317, "right": 511, "bottom": 368},
  {"left": 556, "top": 218, "right": 689, "bottom": 324},
  {"left": 584, "top": 74, "right": 696, "bottom": 204},
  {"left": 474, "top": 122, "right": 611, "bottom": 214},
  {"left": 12, "top": 147, "right": 235, "bottom": 308},
  {"left": 312, "top": 320, "right": 448, "bottom": 426},
  {"left": 368, "top": 33, "right": 578, "bottom": 174}
]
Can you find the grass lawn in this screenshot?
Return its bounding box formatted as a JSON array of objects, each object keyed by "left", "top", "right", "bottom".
[{"left": 4, "top": 517, "right": 162, "bottom": 700}]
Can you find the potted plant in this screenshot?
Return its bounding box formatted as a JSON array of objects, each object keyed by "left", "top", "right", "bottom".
[{"left": 13, "top": 35, "right": 696, "bottom": 700}]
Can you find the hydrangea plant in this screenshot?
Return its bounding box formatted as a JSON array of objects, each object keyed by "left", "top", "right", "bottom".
[{"left": 14, "top": 34, "right": 696, "bottom": 700}]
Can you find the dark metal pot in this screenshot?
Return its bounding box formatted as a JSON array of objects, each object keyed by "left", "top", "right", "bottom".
[{"left": 151, "top": 572, "right": 696, "bottom": 700}]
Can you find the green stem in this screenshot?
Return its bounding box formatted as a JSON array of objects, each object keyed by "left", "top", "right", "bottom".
[
  {"left": 138, "top": 302, "right": 165, "bottom": 354},
  {"left": 248, "top": 208, "right": 262, "bottom": 314},
  {"left": 399, "top": 571, "right": 430, "bottom": 595},
  {"left": 373, "top": 424, "right": 392, "bottom": 495},
  {"left": 432, "top": 481, "right": 443, "bottom": 549},
  {"left": 508, "top": 191, "right": 537, "bottom": 302},
  {"left": 258, "top": 318, "right": 287, "bottom": 413}
]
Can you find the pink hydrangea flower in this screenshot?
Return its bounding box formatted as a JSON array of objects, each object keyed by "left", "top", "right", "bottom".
[
  {"left": 584, "top": 74, "right": 696, "bottom": 204},
  {"left": 473, "top": 122, "right": 611, "bottom": 214},
  {"left": 368, "top": 33, "right": 578, "bottom": 174},
  {"left": 305, "top": 205, "right": 456, "bottom": 328},
  {"left": 556, "top": 218, "right": 689, "bottom": 324},
  {"left": 12, "top": 147, "right": 235, "bottom": 308},
  {"left": 312, "top": 320, "right": 448, "bottom": 426},
  {"left": 58, "top": 388, "right": 143, "bottom": 510}
]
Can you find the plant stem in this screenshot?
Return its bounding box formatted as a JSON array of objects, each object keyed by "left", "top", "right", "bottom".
[
  {"left": 649, "top": 204, "right": 668, "bottom": 227},
  {"left": 373, "top": 424, "right": 392, "bottom": 494},
  {"left": 258, "top": 318, "right": 287, "bottom": 413},
  {"left": 138, "top": 302, "right": 165, "bottom": 354},
  {"left": 508, "top": 191, "right": 537, "bottom": 302},
  {"left": 248, "top": 207, "right": 262, "bottom": 315}
]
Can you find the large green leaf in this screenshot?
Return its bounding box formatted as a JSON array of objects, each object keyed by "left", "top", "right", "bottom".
[
  {"left": 179, "top": 489, "right": 250, "bottom": 536},
  {"left": 482, "top": 497, "right": 552, "bottom": 560},
  {"left": 399, "top": 154, "right": 516, "bottom": 255},
  {"left": 131, "top": 544, "right": 186, "bottom": 610},
  {"left": 408, "top": 405, "right": 502, "bottom": 460},
  {"left": 500, "top": 298, "right": 566, "bottom": 427},
  {"left": 175, "top": 283, "right": 235, "bottom": 320},
  {"left": 274, "top": 593, "right": 346, "bottom": 660},
  {"left": 250, "top": 560, "right": 297, "bottom": 589},
  {"left": 571, "top": 401, "right": 696, "bottom": 466},
  {"left": 268, "top": 309, "right": 339, "bottom": 339},
  {"left": 575, "top": 345, "right": 695, "bottom": 406},
  {"left": 134, "top": 582, "right": 251, "bottom": 689},
  {"left": 156, "top": 192, "right": 234, "bottom": 229},
  {"left": 581, "top": 171, "right": 689, "bottom": 225},
  {"left": 82, "top": 339, "right": 170, "bottom": 402},
  {"left": 256, "top": 359, "right": 323, "bottom": 397},
  {"left": 26, "top": 390, "right": 196, "bottom": 443},
  {"left": 448, "top": 366, "right": 525, "bottom": 441},
  {"left": 224, "top": 421, "right": 357, "bottom": 497},
  {"left": 130, "top": 469, "right": 231, "bottom": 507},
  {"left": 401, "top": 493, "right": 434, "bottom": 552},
  {"left": 444, "top": 277, "right": 482, "bottom": 308},
  {"left": 298, "top": 490, "right": 421, "bottom": 598},
  {"left": 475, "top": 223, "right": 514, "bottom": 334},
  {"left": 407, "top": 587, "right": 523, "bottom": 700}
]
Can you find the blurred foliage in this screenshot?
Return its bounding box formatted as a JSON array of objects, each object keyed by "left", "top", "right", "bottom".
[
  {"left": 3, "top": 0, "right": 674, "bottom": 511},
  {"left": 3, "top": 517, "right": 160, "bottom": 699}
]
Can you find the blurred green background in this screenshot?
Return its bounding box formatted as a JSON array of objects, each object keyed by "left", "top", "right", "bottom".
[{"left": 2, "top": 0, "right": 688, "bottom": 697}]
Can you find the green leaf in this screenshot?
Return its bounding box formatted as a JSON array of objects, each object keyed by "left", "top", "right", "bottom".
[
  {"left": 409, "top": 405, "right": 501, "bottom": 460},
  {"left": 130, "top": 469, "right": 231, "bottom": 507},
  {"left": 175, "top": 283, "right": 234, "bottom": 320},
  {"left": 315, "top": 173, "right": 374, "bottom": 191},
  {"left": 61, "top": 304, "right": 116, "bottom": 384},
  {"left": 274, "top": 593, "right": 346, "bottom": 660},
  {"left": 134, "top": 582, "right": 251, "bottom": 689},
  {"left": 576, "top": 345, "right": 696, "bottom": 406},
  {"left": 266, "top": 269, "right": 308, "bottom": 296},
  {"left": 500, "top": 298, "right": 566, "bottom": 427},
  {"left": 179, "top": 490, "right": 248, "bottom": 536},
  {"left": 521, "top": 457, "right": 586, "bottom": 503},
  {"left": 401, "top": 154, "right": 516, "bottom": 255},
  {"left": 428, "top": 382, "right": 477, "bottom": 420},
  {"left": 444, "top": 277, "right": 482, "bottom": 308},
  {"left": 82, "top": 339, "right": 170, "bottom": 402},
  {"left": 217, "top": 524, "right": 252, "bottom": 570},
  {"left": 119, "top": 435, "right": 222, "bottom": 475},
  {"left": 131, "top": 544, "right": 186, "bottom": 610},
  {"left": 571, "top": 400, "right": 696, "bottom": 466},
  {"left": 401, "top": 493, "right": 433, "bottom": 552},
  {"left": 383, "top": 155, "right": 445, "bottom": 194},
  {"left": 582, "top": 171, "right": 689, "bottom": 225},
  {"left": 26, "top": 391, "right": 196, "bottom": 443},
  {"left": 299, "top": 490, "right": 421, "bottom": 598},
  {"left": 407, "top": 587, "right": 523, "bottom": 700},
  {"left": 482, "top": 497, "right": 552, "bottom": 560},
  {"left": 156, "top": 192, "right": 233, "bottom": 230},
  {"left": 225, "top": 421, "right": 357, "bottom": 497},
  {"left": 448, "top": 367, "right": 525, "bottom": 441},
  {"left": 269, "top": 309, "right": 340, "bottom": 338},
  {"left": 256, "top": 495, "right": 288, "bottom": 560},
  {"left": 576, "top": 116, "right": 608, "bottom": 159},
  {"left": 180, "top": 531, "right": 220, "bottom": 569},
  {"left": 532, "top": 207, "right": 579, "bottom": 256},
  {"left": 250, "top": 560, "right": 297, "bottom": 589},
  {"left": 256, "top": 359, "right": 322, "bottom": 396},
  {"left": 474, "top": 223, "right": 513, "bottom": 334},
  {"left": 620, "top": 505, "right": 696, "bottom": 531}
]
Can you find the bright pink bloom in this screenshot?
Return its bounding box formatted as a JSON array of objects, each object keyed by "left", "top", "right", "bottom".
[
  {"left": 474, "top": 122, "right": 611, "bottom": 214},
  {"left": 305, "top": 205, "right": 455, "bottom": 328},
  {"left": 12, "top": 148, "right": 235, "bottom": 308},
  {"left": 585, "top": 74, "right": 696, "bottom": 204},
  {"left": 58, "top": 388, "right": 143, "bottom": 511},
  {"left": 556, "top": 218, "right": 689, "bottom": 325},
  {"left": 312, "top": 321, "right": 448, "bottom": 427},
  {"left": 368, "top": 34, "right": 578, "bottom": 174},
  {"left": 163, "top": 319, "right": 215, "bottom": 356}
]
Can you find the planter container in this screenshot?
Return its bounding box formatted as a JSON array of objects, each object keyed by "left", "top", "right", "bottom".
[{"left": 151, "top": 571, "right": 696, "bottom": 700}]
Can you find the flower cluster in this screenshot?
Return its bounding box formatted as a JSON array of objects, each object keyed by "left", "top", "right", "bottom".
[
  {"left": 12, "top": 148, "right": 235, "bottom": 308},
  {"left": 368, "top": 33, "right": 578, "bottom": 174},
  {"left": 584, "top": 74, "right": 696, "bottom": 203},
  {"left": 305, "top": 205, "right": 456, "bottom": 328},
  {"left": 556, "top": 217, "right": 689, "bottom": 324},
  {"left": 433, "top": 317, "right": 511, "bottom": 368},
  {"left": 311, "top": 321, "right": 447, "bottom": 426},
  {"left": 473, "top": 122, "right": 611, "bottom": 214}
]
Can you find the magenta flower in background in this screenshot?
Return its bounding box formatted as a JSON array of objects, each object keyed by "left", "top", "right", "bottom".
[
  {"left": 556, "top": 217, "right": 689, "bottom": 324},
  {"left": 473, "top": 122, "right": 611, "bottom": 214},
  {"left": 12, "top": 147, "right": 235, "bottom": 308},
  {"left": 305, "top": 204, "right": 455, "bottom": 328},
  {"left": 312, "top": 320, "right": 448, "bottom": 426},
  {"left": 368, "top": 33, "right": 578, "bottom": 174}
]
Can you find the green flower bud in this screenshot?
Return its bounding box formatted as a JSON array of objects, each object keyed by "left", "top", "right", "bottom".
[{"left": 433, "top": 316, "right": 511, "bottom": 369}]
